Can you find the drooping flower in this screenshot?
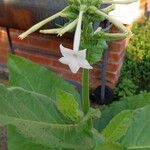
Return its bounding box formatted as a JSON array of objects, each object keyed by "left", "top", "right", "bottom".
[{"left": 59, "top": 10, "right": 93, "bottom": 73}]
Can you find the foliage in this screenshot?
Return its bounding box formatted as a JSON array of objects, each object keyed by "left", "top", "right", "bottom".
[
  {"left": 115, "top": 79, "right": 138, "bottom": 98},
  {"left": 0, "top": 55, "right": 101, "bottom": 149},
  {"left": 0, "top": 85, "right": 93, "bottom": 150},
  {"left": 94, "top": 142, "right": 124, "bottom": 150},
  {"left": 94, "top": 92, "right": 150, "bottom": 131},
  {"left": 56, "top": 90, "right": 83, "bottom": 123},
  {"left": 115, "top": 20, "right": 150, "bottom": 99},
  {"left": 102, "top": 110, "right": 133, "bottom": 142},
  {"left": 81, "top": 22, "right": 108, "bottom": 64},
  {"left": 120, "top": 106, "right": 150, "bottom": 150},
  {"left": 0, "top": 55, "right": 149, "bottom": 149},
  {"left": 8, "top": 55, "right": 81, "bottom": 106},
  {"left": 0, "top": 0, "right": 150, "bottom": 149}
]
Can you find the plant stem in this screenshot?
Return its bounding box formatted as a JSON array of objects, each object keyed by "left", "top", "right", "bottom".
[
  {"left": 82, "top": 69, "right": 92, "bottom": 129},
  {"left": 81, "top": 20, "right": 93, "bottom": 129},
  {"left": 82, "top": 69, "right": 90, "bottom": 114}
]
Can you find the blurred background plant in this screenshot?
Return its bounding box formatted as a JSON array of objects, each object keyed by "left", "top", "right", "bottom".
[{"left": 114, "top": 18, "right": 150, "bottom": 99}]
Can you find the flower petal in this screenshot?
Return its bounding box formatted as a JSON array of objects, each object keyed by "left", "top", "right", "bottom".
[
  {"left": 60, "top": 44, "right": 74, "bottom": 57},
  {"left": 78, "top": 59, "right": 93, "bottom": 69},
  {"left": 77, "top": 49, "right": 87, "bottom": 59},
  {"left": 69, "top": 60, "right": 80, "bottom": 74},
  {"left": 59, "top": 57, "right": 72, "bottom": 65}
]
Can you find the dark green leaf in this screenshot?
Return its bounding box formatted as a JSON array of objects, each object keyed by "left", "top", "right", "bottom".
[
  {"left": 102, "top": 110, "right": 133, "bottom": 142},
  {"left": 121, "top": 106, "right": 150, "bottom": 150},
  {"left": 8, "top": 55, "right": 81, "bottom": 106},
  {"left": 0, "top": 85, "right": 93, "bottom": 150},
  {"left": 94, "top": 93, "right": 150, "bottom": 131}
]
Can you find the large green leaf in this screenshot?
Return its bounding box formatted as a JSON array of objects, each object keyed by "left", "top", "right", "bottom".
[
  {"left": 8, "top": 54, "right": 81, "bottom": 106},
  {"left": 102, "top": 110, "right": 133, "bottom": 142},
  {"left": 121, "top": 106, "right": 150, "bottom": 150},
  {"left": 94, "top": 142, "right": 125, "bottom": 150},
  {"left": 56, "top": 90, "right": 83, "bottom": 123},
  {"left": 94, "top": 93, "right": 150, "bottom": 131},
  {"left": 0, "top": 84, "right": 93, "bottom": 150}
]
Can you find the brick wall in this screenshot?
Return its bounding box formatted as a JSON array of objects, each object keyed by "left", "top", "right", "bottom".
[
  {"left": 0, "top": 0, "right": 147, "bottom": 89},
  {"left": 0, "top": 27, "right": 127, "bottom": 89},
  {"left": 0, "top": 27, "right": 8, "bottom": 83}
]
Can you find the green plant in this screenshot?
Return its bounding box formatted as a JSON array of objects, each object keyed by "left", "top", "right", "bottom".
[
  {"left": 2, "top": 54, "right": 149, "bottom": 150},
  {"left": 114, "top": 78, "right": 138, "bottom": 98},
  {"left": 1, "top": 0, "right": 150, "bottom": 149},
  {"left": 115, "top": 20, "right": 150, "bottom": 99}
]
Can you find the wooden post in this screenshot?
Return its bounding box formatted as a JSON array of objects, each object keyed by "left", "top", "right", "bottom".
[{"left": 0, "top": 126, "right": 8, "bottom": 150}]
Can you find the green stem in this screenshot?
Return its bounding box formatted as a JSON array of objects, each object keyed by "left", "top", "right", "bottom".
[
  {"left": 82, "top": 69, "right": 90, "bottom": 114},
  {"left": 81, "top": 20, "right": 93, "bottom": 129},
  {"left": 82, "top": 69, "right": 92, "bottom": 129}
]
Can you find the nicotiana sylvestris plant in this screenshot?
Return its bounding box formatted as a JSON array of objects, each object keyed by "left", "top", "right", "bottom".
[
  {"left": 19, "top": 0, "right": 134, "bottom": 121},
  {"left": 2, "top": 0, "right": 150, "bottom": 150}
]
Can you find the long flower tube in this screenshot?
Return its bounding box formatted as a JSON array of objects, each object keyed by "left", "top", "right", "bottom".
[
  {"left": 103, "top": 32, "right": 129, "bottom": 41},
  {"left": 19, "top": 7, "right": 69, "bottom": 39},
  {"left": 73, "top": 10, "right": 83, "bottom": 51},
  {"left": 101, "top": 4, "right": 115, "bottom": 13},
  {"left": 59, "top": 10, "right": 92, "bottom": 74},
  {"left": 102, "top": 0, "right": 137, "bottom": 4},
  {"left": 90, "top": 6, "right": 132, "bottom": 37},
  {"left": 40, "top": 19, "right": 78, "bottom": 36}
]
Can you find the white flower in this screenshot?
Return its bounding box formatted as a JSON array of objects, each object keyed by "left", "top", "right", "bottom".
[
  {"left": 59, "top": 10, "right": 93, "bottom": 73},
  {"left": 59, "top": 45, "right": 93, "bottom": 73}
]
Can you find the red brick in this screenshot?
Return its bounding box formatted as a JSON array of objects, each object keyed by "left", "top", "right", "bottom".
[
  {"left": 0, "top": 49, "right": 8, "bottom": 56},
  {"left": 108, "top": 40, "right": 127, "bottom": 53},
  {"left": 15, "top": 49, "right": 53, "bottom": 65},
  {"left": 0, "top": 56, "right": 7, "bottom": 63},
  {"left": 11, "top": 31, "right": 73, "bottom": 56},
  {"left": 15, "top": 49, "right": 73, "bottom": 71},
  {"left": 0, "top": 41, "right": 9, "bottom": 49},
  {"left": 108, "top": 49, "right": 125, "bottom": 63},
  {"left": 106, "top": 72, "right": 119, "bottom": 84},
  {"left": 90, "top": 78, "right": 101, "bottom": 89},
  {"left": 107, "top": 62, "right": 123, "bottom": 73},
  {"left": 51, "top": 59, "right": 71, "bottom": 70},
  {"left": 90, "top": 77, "right": 115, "bottom": 89},
  {"left": 47, "top": 65, "right": 82, "bottom": 81},
  {"left": 0, "top": 29, "right": 9, "bottom": 49},
  {"left": 91, "top": 67, "right": 101, "bottom": 77},
  {"left": 2, "top": 25, "right": 131, "bottom": 89}
]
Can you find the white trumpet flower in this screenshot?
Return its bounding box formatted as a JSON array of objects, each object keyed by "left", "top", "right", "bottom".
[
  {"left": 59, "top": 45, "right": 92, "bottom": 73},
  {"left": 59, "top": 11, "right": 93, "bottom": 74}
]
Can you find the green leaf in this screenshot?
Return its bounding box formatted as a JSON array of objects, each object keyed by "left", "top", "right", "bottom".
[
  {"left": 94, "top": 93, "right": 150, "bottom": 131},
  {"left": 121, "top": 106, "right": 150, "bottom": 150},
  {"left": 0, "top": 84, "right": 93, "bottom": 150},
  {"left": 0, "top": 85, "right": 65, "bottom": 124},
  {"left": 56, "top": 90, "right": 83, "bottom": 123},
  {"left": 94, "top": 142, "right": 125, "bottom": 150},
  {"left": 102, "top": 110, "right": 133, "bottom": 142},
  {"left": 81, "top": 24, "right": 107, "bottom": 64},
  {"left": 8, "top": 55, "right": 81, "bottom": 106}
]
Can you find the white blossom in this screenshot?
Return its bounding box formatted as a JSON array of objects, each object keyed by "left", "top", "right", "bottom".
[
  {"left": 59, "top": 11, "right": 93, "bottom": 73},
  {"left": 59, "top": 45, "right": 93, "bottom": 73}
]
